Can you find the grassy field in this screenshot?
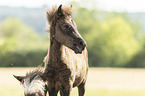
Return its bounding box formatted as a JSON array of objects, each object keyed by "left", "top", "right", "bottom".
[{"left": 1, "top": 67, "right": 145, "bottom": 96}]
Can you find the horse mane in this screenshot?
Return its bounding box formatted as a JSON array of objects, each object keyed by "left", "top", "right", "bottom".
[
  {"left": 45, "top": 5, "right": 72, "bottom": 23},
  {"left": 24, "top": 69, "right": 46, "bottom": 95},
  {"left": 25, "top": 69, "right": 44, "bottom": 80}
]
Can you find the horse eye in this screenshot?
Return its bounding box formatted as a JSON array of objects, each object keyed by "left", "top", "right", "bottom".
[
  {"left": 71, "top": 19, "right": 74, "bottom": 24},
  {"left": 63, "top": 24, "right": 70, "bottom": 29}
]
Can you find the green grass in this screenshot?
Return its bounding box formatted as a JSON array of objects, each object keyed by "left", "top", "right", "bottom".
[{"left": 1, "top": 86, "right": 145, "bottom": 96}]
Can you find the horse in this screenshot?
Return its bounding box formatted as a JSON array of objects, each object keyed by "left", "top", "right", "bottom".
[
  {"left": 44, "top": 5, "right": 88, "bottom": 96},
  {"left": 13, "top": 69, "right": 47, "bottom": 96}
]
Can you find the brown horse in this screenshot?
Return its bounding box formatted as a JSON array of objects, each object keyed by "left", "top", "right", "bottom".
[{"left": 44, "top": 5, "right": 88, "bottom": 96}]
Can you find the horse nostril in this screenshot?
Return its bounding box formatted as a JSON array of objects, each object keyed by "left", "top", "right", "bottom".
[
  {"left": 79, "top": 41, "right": 83, "bottom": 46},
  {"left": 79, "top": 41, "right": 87, "bottom": 47}
]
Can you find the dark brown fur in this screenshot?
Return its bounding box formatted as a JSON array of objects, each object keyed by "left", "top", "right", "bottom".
[{"left": 44, "top": 5, "right": 88, "bottom": 96}]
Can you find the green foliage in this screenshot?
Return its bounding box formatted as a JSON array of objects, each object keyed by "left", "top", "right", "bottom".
[
  {"left": 0, "top": 3, "right": 145, "bottom": 67},
  {"left": 98, "top": 16, "right": 141, "bottom": 66},
  {"left": 127, "top": 42, "right": 145, "bottom": 68},
  {"left": 0, "top": 18, "right": 48, "bottom": 67},
  {"left": 72, "top": 2, "right": 145, "bottom": 67}
]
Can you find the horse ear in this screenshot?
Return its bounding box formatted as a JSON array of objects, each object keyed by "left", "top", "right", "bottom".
[
  {"left": 13, "top": 75, "right": 24, "bottom": 83},
  {"left": 57, "top": 4, "right": 63, "bottom": 16}
]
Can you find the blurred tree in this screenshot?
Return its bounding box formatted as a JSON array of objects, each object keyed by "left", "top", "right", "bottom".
[
  {"left": 72, "top": 1, "right": 145, "bottom": 67},
  {"left": 0, "top": 18, "right": 48, "bottom": 67},
  {"left": 0, "top": 3, "right": 145, "bottom": 67},
  {"left": 0, "top": 18, "right": 38, "bottom": 52},
  {"left": 127, "top": 40, "right": 145, "bottom": 68},
  {"left": 92, "top": 16, "right": 142, "bottom": 67}
]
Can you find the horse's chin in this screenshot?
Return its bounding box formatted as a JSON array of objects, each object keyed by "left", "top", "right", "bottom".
[{"left": 75, "top": 51, "right": 82, "bottom": 54}]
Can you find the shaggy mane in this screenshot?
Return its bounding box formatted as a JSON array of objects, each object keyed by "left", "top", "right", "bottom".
[
  {"left": 23, "top": 69, "right": 46, "bottom": 95},
  {"left": 46, "top": 5, "right": 72, "bottom": 23},
  {"left": 25, "top": 69, "right": 43, "bottom": 79}
]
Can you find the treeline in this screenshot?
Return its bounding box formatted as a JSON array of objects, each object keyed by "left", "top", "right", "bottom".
[
  {"left": 0, "top": 18, "right": 48, "bottom": 67},
  {"left": 72, "top": 2, "right": 145, "bottom": 67},
  {"left": 0, "top": 2, "right": 145, "bottom": 67}
]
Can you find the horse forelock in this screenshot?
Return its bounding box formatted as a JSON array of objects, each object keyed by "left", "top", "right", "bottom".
[
  {"left": 45, "top": 5, "right": 72, "bottom": 23},
  {"left": 23, "top": 69, "right": 46, "bottom": 95},
  {"left": 23, "top": 77, "right": 46, "bottom": 95},
  {"left": 25, "top": 69, "right": 43, "bottom": 78}
]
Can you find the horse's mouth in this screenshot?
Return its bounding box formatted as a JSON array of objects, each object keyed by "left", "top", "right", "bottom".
[{"left": 74, "top": 44, "right": 83, "bottom": 54}]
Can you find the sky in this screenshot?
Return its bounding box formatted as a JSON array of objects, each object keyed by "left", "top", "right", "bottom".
[
  {"left": 0, "top": 0, "right": 145, "bottom": 13},
  {"left": 98, "top": 0, "right": 145, "bottom": 12}
]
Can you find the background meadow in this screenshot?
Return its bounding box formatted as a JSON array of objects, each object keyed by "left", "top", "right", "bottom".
[{"left": 1, "top": 67, "right": 145, "bottom": 96}]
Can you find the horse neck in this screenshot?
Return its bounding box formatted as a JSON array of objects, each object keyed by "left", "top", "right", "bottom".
[{"left": 48, "top": 38, "right": 62, "bottom": 67}]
